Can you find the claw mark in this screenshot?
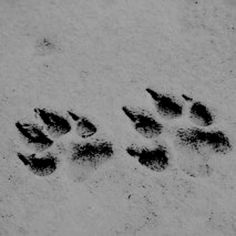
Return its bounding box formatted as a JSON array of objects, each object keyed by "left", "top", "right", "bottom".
[
  {"left": 67, "top": 111, "right": 80, "bottom": 121},
  {"left": 35, "top": 108, "right": 71, "bottom": 136},
  {"left": 17, "top": 153, "right": 57, "bottom": 176},
  {"left": 146, "top": 88, "right": 183, "bottom": 118},
  {"left": 127, "top": 145, "right": 169, "bottom": 172},
  {"left": 182, "top": 94, "right": 193, "bottom": 102},
  {"left": 15, "top": 122, "right": 53, "bottom": 149},
  {"left": 122, "top": 106, "right": 163, "bottom": 138},
  {"left": 190, "top": 102, "right": 214, "bottom": 126},
  {"left": 68, "top": 111, "right": 97, "bottom": 138},
  {"left": 71, "top": 141, "right": 113, "bottom": 167},
  {"left": 176, "top": 128, "right": 232, "bottom": 154}
]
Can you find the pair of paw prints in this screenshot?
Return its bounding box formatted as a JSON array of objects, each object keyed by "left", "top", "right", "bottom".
[
  {"left": 15, "top": 108, "right": 113, "bottom": 177},
  {"left": 15, "top": 89, "right": 232, "bottom": 179},
  {"left": 122, "top": 88, "right": 232, "bottom": 177}
]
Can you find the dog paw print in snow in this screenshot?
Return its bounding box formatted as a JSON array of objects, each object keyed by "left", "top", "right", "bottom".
[
  {"left": 15, "top": 108, "right": 113, "bottom": 181},
  {"left": 122, "top": 88, "right": 232, "bottom": 178}
]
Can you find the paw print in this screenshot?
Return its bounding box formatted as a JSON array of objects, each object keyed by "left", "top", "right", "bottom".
[
  {"left": 177, "top": 94, "right": 231, "bottom": 154},
  {"left": 15, "top": 108, "right": 113, "bottom": 180},
  {"left": 122, "top": 88, "right": 232, "bottom": 177}
]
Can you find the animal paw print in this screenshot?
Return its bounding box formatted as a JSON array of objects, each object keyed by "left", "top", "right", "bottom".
[
  {"left": 178, "top": 94, "right": 231, "bottom": 154},
  {"left": 123, "top": 88, "right": 232, "bottom": 177},
  {"left": 126, "top": 143, "right": 171, "bottom": 172},
  {"left": 15, "top": 108, "right": 113, "bottom": 179}
]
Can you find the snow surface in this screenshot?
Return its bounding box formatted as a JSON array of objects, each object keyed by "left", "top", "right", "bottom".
[{"left": 0, "top": 0, "right": 236, "bottom": 235}]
